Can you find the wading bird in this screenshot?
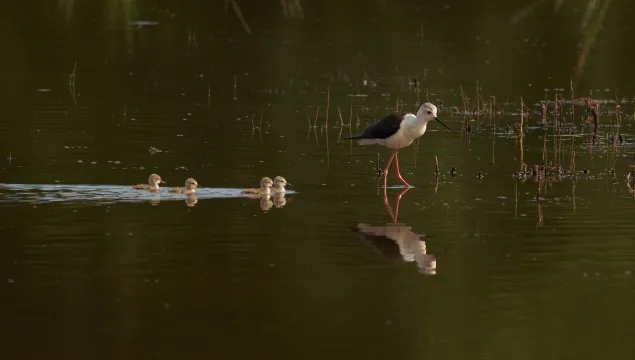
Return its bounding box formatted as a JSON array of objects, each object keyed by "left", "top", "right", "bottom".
[{"left": 345, "top": 102, "right": 451, "bottom": 188}]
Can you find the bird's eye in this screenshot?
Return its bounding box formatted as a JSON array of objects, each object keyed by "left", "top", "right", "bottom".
[{"left": 427, "top": 111, "right": 432, "bottom": 115}]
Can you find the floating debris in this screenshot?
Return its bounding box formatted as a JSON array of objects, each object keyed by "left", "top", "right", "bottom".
[{"left": 128, "top": 20, "right": 159, "bottom": 28}]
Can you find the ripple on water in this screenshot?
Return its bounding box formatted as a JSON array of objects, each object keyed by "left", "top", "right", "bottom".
[{"left": 0, "top": 183, "right": 297, "bottom": 204}]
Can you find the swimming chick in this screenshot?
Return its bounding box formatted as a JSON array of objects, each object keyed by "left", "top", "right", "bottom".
[
  {"left": 169, "top": 178, "right": 199, "bottom": 195},
  {"left": 241, "top": 177, "right": 273, "bottom": 195},
  {"left": 271, "top": 176, "right": 292, "bottom": 194},
  {"left": 133, "top": 173, "right": 165, "bottom": 191}
]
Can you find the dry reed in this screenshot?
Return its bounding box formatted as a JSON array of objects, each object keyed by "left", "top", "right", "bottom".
[
  {"left": 69, "top": 61, "right": 77, "bottom": 105},
  {"left": 553, "top": 93, "right": 558, "bottom": 129},
  {"left": 476, "top": 81, "right": 480, "bottom": 123},
  {"left": 313, "top": 106, "right": 320, "bottom": 128},
  {"left": 326, "top": 86, "right": 330, "bottom": 128},
  {"left": 434, "top": 156, "right": 439, "bottom": 176},
  {"left": 541, "top": 103, "right": 546, "bottom": 124},
  {"left": 570, "top": 79, "right": 575, "bottom": 126},
  {"left": 229, "top": 0, "right": 252, "bottom": 34},
  {"left": 519, "top": 97, "right": 525, "bottom": 171}
]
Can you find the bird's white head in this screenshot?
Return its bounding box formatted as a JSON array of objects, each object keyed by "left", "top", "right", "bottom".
[
  {"left": 260, "top": 177, "right": 274, "bottom": 189},
  {"left": 185, "top": 178, "right": 199, "bottom": 190},
  {"left": 273, "top": 176, "right": 290, "bottom": 188},
  {"left": 149, "top": 173, "right": 166, "bottom": 186},
  {"left": 416, "top": 102, "right": 451, "bottom": 132},
  {"left": 416, "top": 102, "right": 438, "bottom": 122}
]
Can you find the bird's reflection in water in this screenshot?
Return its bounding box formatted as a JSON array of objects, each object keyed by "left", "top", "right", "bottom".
[
  {"left": 260, "top": 194, "right": 273, "bottom": 211},
  {"left": 355, "top": 187, "right": 437, "bottom": 275},
  {"left": 383, "top": 185, "right": 408, "bottom": 223},
  {"left": 144, "top": 193, "right": 198, "bottom": 207},
  {"left": 185, "top": 195, "right": 198, "bottom": 207},
  {"left": 244, "top": 193, "right": 289, "bottom": 211},
  {"left": 150, "top": 197, "right": 161, "bottom": 206},
  {"left": 273, "top": 192, "right": 289, "bottom": 208},
  {"left": 244, "top": 194, "right": 273, "bottom": 211}
]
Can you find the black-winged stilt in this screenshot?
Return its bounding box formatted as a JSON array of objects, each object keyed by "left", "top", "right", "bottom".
[{"left": 345, "top": 102, "right": 451, "bottom": 188}]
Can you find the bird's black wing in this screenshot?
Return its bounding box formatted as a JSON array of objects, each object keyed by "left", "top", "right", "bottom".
[{"left": 346, "top": 112, "right": 403, "bottom": 140}]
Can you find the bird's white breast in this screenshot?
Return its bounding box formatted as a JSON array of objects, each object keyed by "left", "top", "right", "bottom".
[
  {"left": 384, "top": 131, "right": 414, "bottom": 149},
  {"left": 398, "top": 114, "right": 427, "bottom": 144}
]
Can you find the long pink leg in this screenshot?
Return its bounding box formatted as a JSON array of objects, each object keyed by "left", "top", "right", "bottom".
[
  {"left": 393, "top": 151, "right": 411, "bottom": 187},
  {"left": 383, "top": 149, "right": 397, "bottom": 189}
]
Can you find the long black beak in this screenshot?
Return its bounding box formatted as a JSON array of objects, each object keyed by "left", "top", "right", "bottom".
[{"left": 434, "top": 117, "right": 452, "bottom": 132}]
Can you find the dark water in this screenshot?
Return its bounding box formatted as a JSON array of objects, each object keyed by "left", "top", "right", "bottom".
[{"left": 3, "top": 1, "right": 635, "bottom": 359}]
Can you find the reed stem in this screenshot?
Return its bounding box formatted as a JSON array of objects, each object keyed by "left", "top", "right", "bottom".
[
  {"left": 69, "top": 61, "right": 77, "bottom": 105},
  {"left": 434, "top": 156, "right": 439, "bottom": 175},
  {"left": 325, "top": 86, "right": 330, "bottom": 128}
]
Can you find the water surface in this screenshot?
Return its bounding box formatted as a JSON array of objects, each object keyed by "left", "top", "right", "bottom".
[{"left": 3, "top": 1, "right": 635, "bottom": 359}]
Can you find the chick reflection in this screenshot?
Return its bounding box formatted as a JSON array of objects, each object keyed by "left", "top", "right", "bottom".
[
  {"left": 149, "top": 193, "right": 161, "bottom": 206},
  {"left": 245, "top": 194, "right": 274, "bottom": 211},
  {"left": 273, "top": 192, "right": 288, "bottom": 208},
  {"left": 185, "top": 195, "right": 198, "bottom": 207},
  {"left": 244, "top": 193, "right": 289, "bottom": 212},
  {"left": 261, "top": 194, "right": 273, "bottom": 211},
  {"left": 356, "top": 187, "right": 437, "bottom": 275}
]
